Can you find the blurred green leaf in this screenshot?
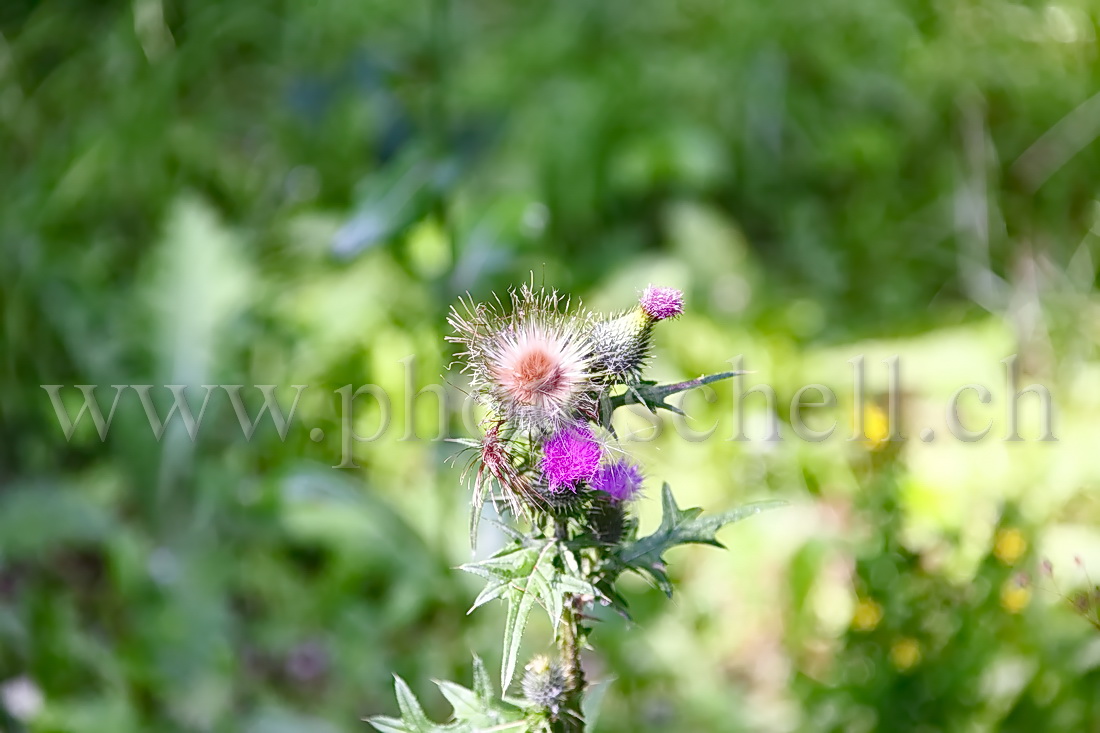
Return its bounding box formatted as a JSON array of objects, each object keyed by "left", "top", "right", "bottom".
[{"left": 0, "top": 485, "right": 112, "bottom": 558}]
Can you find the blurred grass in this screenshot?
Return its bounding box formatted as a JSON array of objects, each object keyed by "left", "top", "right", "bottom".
[{"left": 2, "top": 0, "right": 1100, "bottom": 731}]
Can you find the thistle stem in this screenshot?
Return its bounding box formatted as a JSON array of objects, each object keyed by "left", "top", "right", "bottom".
[
  {"left": 549, "top": 515, "right": 585, "bottom": 733},
  {"left": 555, "top": 599, "right": 585, "bottom": 733}
]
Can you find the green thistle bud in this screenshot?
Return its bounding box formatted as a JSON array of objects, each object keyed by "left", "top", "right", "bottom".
[
  {"left": 529, "top": 476, "right": 588, "bottom": 516},
  {"left": 521, "top": 655, "right": 571, "bottom": 713},
  {"left": 587, "top": 495, "right": 629, "bottom": 545},
  {"left": 589, "top": 309, "right": 654, "bottom": 383}
]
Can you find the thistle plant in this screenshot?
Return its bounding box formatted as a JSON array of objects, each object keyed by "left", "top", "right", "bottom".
[{"left": 367, "top": 282, "right": 779, "bottom": 733}]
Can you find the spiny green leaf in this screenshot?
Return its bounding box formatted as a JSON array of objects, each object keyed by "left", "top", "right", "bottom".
[
  {"left": 527, "top": 543, "right": 563, "bottom": 630},
  {"left": 472, "top": 654, "right": 494, "bottom": 700},
  {"left": 460, "top": 544, "right": 539, "bottom": 579},
  {"left": 365, "top": 715, "right": 417, "bottom": 733},
  {"left": 432, "top": 680, "right": 483, "bottom": 722},
  {"left": 607, "top": 371, "right": 747, "bottom": 415},
  {"left": 462, "top": 541, "right": 605, "bottom": 690},
  {"left": 467, "top": 579, "right": 510, "bottom": 614},
  {"left": 498, "top": 541, "right": 560, "bottom": 689},
  {"left": 469, "top": 478, "right": 489, "bottom": 551},
  {"left": 393, "top": 676, "right": 432, "bottom": 731},
  {"left": 501, "top": 572, "right": 538, "bottom": 692},
  {"left": 616, "top": 483, "right": 783, "bottom": 596},
  {"left": 369, "top": 662, "right": 527, "bottom": 732},
  {"left": 484, "top": 518, "right": 527, "bottom": 543}
]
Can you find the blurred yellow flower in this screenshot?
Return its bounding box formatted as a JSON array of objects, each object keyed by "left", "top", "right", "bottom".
[
  {"left": 862, "top": 403, "right": 890, "bottom": 450},
  {"left": 1001, "top": 580, "right": 1032, "bottom": 614},
  {"left": 890, "top": 638, "right": 920, "bottom": 671},
  {"left": 852, "top": 598, "right": 883, "bottom": 631},
  {"left": 993, "top": 528, "right": 1027, "bottom": 565}
]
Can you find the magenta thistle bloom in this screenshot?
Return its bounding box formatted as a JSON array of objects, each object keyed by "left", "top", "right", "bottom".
[
  {"left": 639, "top": 285, "right": 684, "bottom": 321},
  {"left": 591, "top": 459, "right": 644, "bottom": 502},
  {"left": 540, "top": 425, "right": 602, "bottom": 492}
]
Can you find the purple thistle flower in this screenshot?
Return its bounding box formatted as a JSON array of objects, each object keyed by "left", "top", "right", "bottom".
[
  {"left": 639, "top": 285, "right": 684, "bottom": 321},
  {"left": 591, "top": 459, "right": 644, "bottom": 502},
  {"left": 540, "top": 425, "right": 602, "bottom": 492}
]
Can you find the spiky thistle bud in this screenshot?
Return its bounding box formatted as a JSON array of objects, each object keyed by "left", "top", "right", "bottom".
[
  {"left": 587, "top": 495, "right": 630, "bottom": 544},
  {"left": 521, "top": 655, "right": 571, "bottom": 714},
  {"left": 588, "top": 309, "right": 654, "bottom": 383},
  {"left": 589, "top": 286, "right": 685, "bottom": 383},
  {"left": 529, "top": 476, "right": 588, "bottom": 515}
]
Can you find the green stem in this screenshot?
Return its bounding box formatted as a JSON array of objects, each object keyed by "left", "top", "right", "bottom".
[
  {"left": 555, "top": 600, "right": 585, "bottom": 733},
  {"left": 550, "top": 516, "right": 585, "bottom": 732}
]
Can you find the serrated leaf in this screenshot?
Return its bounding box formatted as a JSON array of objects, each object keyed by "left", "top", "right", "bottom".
[
  {"left": 461, "top": 541, "right": 605, "bottom": 691},
  {"left": 500, "top": 578, "right": 538, "bottom": 692},
  {"left": 469, "top": 479, "right": 489, "bottom": 550},
  {"left": 467, "top": 579, "right": 510, "bottom": 614},
  {"left": 433, "top": 680, "right": 483, "bottom": 722},
  {"left": 369, "top": 660, "right": 526, "bottom": 733},
  {"left": 607, "top": 371, "right": 747, "bottom": 415},
  {"left": 393, "top": 676, "right": 431, "bottom": 731},
  {"left": 596, "top": 581, "right": 634, "bottom": 621},
  {"left": 472, "top": 654, "right": 494, "bottom": 700},
  {"left": 498, "top": 541, "right": 561, "bottom": 690},
  {"left": 527, "top": 543, "right": 563, "bottom": 630},
  {"left": 460, "top": 544, "right": 538, "bottom": 579},
  {"left": 555, "top": 575, "right": 600, "bottom": 597},
  {"left": 484, "top": 518, "right": 527, "bottom": 543},
  {"left": 616, "top": 483, "right": 783, "bottom": 596},
  {"left": 365, "top": 715, "right": 417, "bottom": 733}
]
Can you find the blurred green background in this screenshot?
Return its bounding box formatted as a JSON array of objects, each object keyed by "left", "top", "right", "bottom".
[{"left": 3, "top": 0, "right": 1100, "bottom": 731}]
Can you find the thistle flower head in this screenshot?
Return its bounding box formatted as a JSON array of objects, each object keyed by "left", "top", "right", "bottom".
[
  {"left": 540, "top": 424, "right": 602, "bottom": 492},
  {"left": 522, "top": 655, "right": 571, "bottom": 714},
  {"left": 448, "top": 284, "right": 597, "bottom": 432},
  {"left": 640, "top": 285, "right": 684, "bottom": 321},
  {"left": 591, "top": 459, "right": 644, "bottom": 502}
]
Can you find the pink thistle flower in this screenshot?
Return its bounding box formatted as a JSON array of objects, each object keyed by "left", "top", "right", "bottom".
[
  {"left": 448, "top": 283, "right": 597, "bottom": 432},
  {"left": 488, "top": 324, "right": 589, "bottom": 417},
  {"left": 639, "top": 285, "right": 684, "bottom": 321},
  {"left": 540, "top": 424, "right": 602, "bottom": 492},
  {"left": 591, "top": 459, "right": 644, "bottom": 502}
]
